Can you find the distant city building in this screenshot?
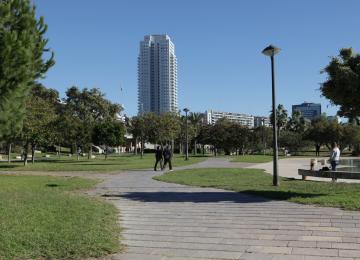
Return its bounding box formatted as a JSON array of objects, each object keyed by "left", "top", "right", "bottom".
[
  {"left": 254, "top": 116, "right": 271, "bottom": 128},
  {"left": 138, "top": 34, "right": 178, "bottom": 115},
  {"left": 205, "top": 110, "right": 254, "bottom": 128},
  {"left": 292, "top": 102, "right": 321, "bottom": 121}
]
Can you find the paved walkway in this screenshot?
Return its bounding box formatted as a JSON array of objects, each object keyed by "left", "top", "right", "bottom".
[
  {"left": 92, "top": 157, "right": 360, "bottom": 260},
  {"left": 248, "top": 157, "right": 360, "bottom": 183}
]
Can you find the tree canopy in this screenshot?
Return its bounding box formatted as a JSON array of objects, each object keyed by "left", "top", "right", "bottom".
[
  {"left": 92, "top": 120, "right": 125, "bottom": 159},
  {"left": 321, "top": 48, "right": 360, "bottom": 124},
  {"left": 0, "top": 0, "right": 54, "bottom": 139}
]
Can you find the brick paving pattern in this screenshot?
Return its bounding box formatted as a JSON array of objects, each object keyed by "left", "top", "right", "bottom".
[{"left": 94, "top": 158, "right": 360, "bottom": 260}]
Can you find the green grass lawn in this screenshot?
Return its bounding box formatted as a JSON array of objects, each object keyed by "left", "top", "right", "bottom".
[
  {"left": 0, "top": 175, "right": 120, "bottom": 259},
  {"left": 154, "top": 168, "right": 360, "bottom": 210},
  {"left": 230, "top": 155, "right": 276, "bottom": 163},
  {"left": 0, "top": 154, "right": 206, "bottom": 172}
]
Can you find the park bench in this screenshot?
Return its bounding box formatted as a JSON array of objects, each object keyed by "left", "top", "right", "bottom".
[{"left": 298, "top": 169, "right": 360, "bottom": 182}]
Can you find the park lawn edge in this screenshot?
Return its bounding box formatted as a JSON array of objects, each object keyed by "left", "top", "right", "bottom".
[
  {"left": 0, "top": 154, "right": 207, "bottom": 172},
  {"left": 0, "top": 174, "right": 122, "bottom": 259}
]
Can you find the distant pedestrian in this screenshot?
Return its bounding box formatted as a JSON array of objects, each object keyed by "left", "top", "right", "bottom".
[
  {"left": 154, "top": 146, "right": 163, "bottom": 171},
  {"left": 162, "top": 145, "right": 173, "bottom": 171},
  {"left": 330, "top": 142, "right": 340, "bottom": 171},
  {"left": 315, "top": 144, "right": 321, "bottom": 157}
]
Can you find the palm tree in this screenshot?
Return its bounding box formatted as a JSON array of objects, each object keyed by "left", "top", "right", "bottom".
[
  {"left": 270, "top": 104, "right": 288, "bottom": 137},
  {"left": 287, "top": 110, "right": 306, "bottom": 133},
  {"left": 189, "top": 112, "right": 204, "bottom": 155}
]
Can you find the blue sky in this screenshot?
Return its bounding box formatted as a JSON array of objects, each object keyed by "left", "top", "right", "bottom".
[{"left": 33, "top": 0, "right": 360, "bottom": 117}]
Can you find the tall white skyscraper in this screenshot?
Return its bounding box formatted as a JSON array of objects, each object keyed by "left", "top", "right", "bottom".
[{"left": 138, "top": 34, "right": 178, "bottom": 115}]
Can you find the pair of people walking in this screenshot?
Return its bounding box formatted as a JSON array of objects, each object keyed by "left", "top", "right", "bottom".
[{"left": 154, "top": 145, "right": 172, "bottom": 171}]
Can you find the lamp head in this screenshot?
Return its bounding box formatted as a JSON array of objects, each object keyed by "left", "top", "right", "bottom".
[{"left": 262, "top": 45, "right": 281, "bottom": 57}]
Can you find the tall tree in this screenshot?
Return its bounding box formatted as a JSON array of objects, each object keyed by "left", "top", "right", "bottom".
[
  {"left": 189, "top": 112, "right": 204, "bottom": 155},
  {"left": 21, "top": 84, "right": 58, "bottom": 165},
  {"left": 305, "top": 115, "right": 342, "bottom": 150},
  {"left": 158, "top": 112, "right": 181, "bottom": 147},
  {"left": 210, "top": 118, "right": 232, "bottom": 156},
  {"left": 197, "top": 123, "right": 212, "bottom": 155},
  {"left": 228, "top": 123, "right": 250, "bottom": 155},
  {"left": 321, "top": 48, "right": 360, "bottom": 124},
  {"left": 92, "top": 120, "right": 125, "bottom": 160},
  {"left": 129, "top": 115, "right": 146, "bottom": 157},
  {"left": 0, "top": 0, "right": 54, "bottom": 140},
  {"left": 279, "top": 130, "right": 310, "bottom": 155},
  {"left": 64, "top": 87, "right": 122, "bottom": 159},
  {"left": 252, "top": 125, "right": 272, "bottom": 154}
]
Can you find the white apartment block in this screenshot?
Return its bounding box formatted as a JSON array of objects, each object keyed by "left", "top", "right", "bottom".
[
  {"left": 254, "top": 116, "right": 271, "bottom": 128},
  {"left": 205, "top": 110, "right": 255, "bottom": 128},
  {"left": 138, "top": 34, "right": 178, "bottom": 115}
]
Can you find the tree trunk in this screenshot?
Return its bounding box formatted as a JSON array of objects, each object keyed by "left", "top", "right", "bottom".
[
  {"left": 88, "top": 143, "right": 92, "bottom": 159},
  {"left": 31, "top": 143, "right": 35, "bottom": 164},
  {"left": 179, "top": 142, "right": 183, "bottom": 155},
  {"left": 23, "top": 142, "right": 28, "bottom": 166},
  {"left": 194, "top": 140, "right": 197, "bottom": 155},
  {"left": 171, "top": 139, "right": 174, "bottom": 154},
  {"left": 105, "top": 146, "right": 108, "bottom": 160},
  {"left": 140, "top": 137, "right": 144, "bottom": 159},
  {"left": 58, "top": 143, "right": 61, "bottom": 157},
  {"left": 134, "top": 137, "right": 138, "bottom": 155},
  {"left": 202, "top": 145, "right": 205, "bottom": 155},
  {"left": 7, "top": 143, "right": 11, "bottom": 163},
  {"left": 214, "top": 147, "right": 217, "bottom": 157},
  {"left": 76, "top": 143, "right": 80, "bottom": 161}
]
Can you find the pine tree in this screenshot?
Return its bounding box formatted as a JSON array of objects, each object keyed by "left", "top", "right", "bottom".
[{"left": 0, "top": 0, "right": 54, "bottom": 141}]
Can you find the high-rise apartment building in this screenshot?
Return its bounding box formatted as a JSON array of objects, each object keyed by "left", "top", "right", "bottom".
[
  {"left": 138, "top": 34, "right": 178, "bottom": 115},
  {"left": 292, "top": 102, "right": 321, "bottom": 121}
]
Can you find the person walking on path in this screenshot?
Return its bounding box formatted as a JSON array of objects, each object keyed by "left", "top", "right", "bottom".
[
  {"left": 315, "top": 144, "right": 321, "bottom": 157},
  {"left": 154, "top": 146, "right": 163, "bottom": 171},
  {"left": 162, "top": 145, "right": 173, "bottom": 171},
  {"left": 330, "top": 142, "right": 340, "bottom": 171}
]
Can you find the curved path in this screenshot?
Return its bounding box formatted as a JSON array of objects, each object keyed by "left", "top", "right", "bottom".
[{"left": 94, "top": 157, "right": 360, "bottom": 260}]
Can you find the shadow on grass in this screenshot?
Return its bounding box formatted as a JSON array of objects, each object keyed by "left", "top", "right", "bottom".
[
  {"left": 241, "top": 190, "right": 324, "bottom": 201},
  {"left": 0, "top": 164, "right": 18, "bottom": 169},
  {"left": 46, "top": 183, "right": 59, "bottom": 187},
  {"left": 67, "top": 163, "right": 133, "bottom": 166},
  {"left": 187, "top": 155, "right": 212, "bottom": 158}
]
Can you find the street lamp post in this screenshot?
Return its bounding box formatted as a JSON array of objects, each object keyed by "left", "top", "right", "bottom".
[
  {"left": 183, "top": 108, "right": 190, "bottom": 161},
  {"left": 261, "top": 118, "right": 265, "bottom": 155},
  {"left": 262, "top": 45, "right": 280, "bottom": 186}
]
